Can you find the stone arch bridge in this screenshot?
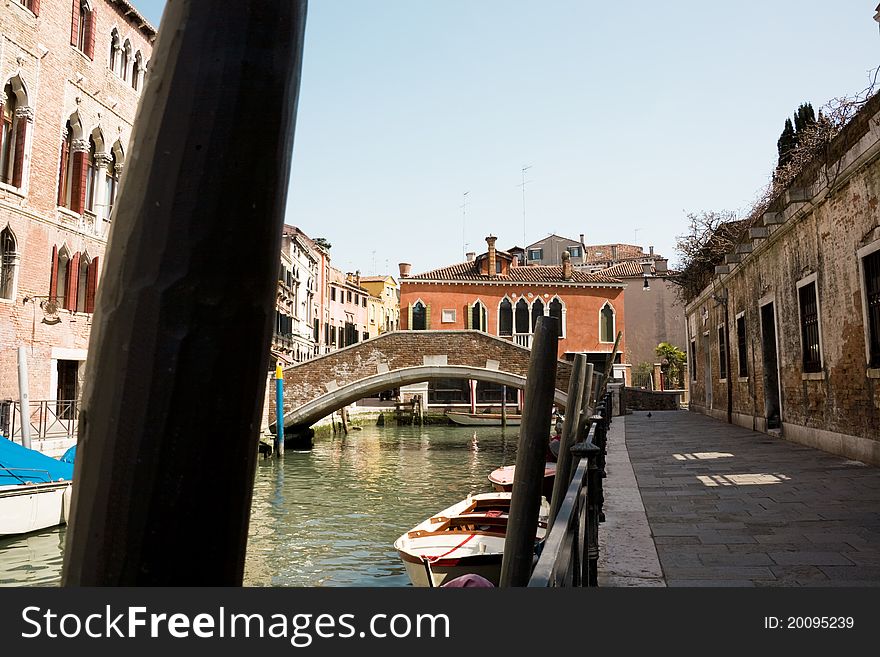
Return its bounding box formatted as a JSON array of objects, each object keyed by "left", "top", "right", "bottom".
[{"left": 275, "top": 330, "right": 574, "bottom": 434}]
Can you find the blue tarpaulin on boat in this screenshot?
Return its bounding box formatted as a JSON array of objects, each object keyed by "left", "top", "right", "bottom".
[
  {"left": 0, "top": 437, "right": 74, "bottom": 485},
  {"left": 59, "top": 445, "right": 76, "bottom": 464}
]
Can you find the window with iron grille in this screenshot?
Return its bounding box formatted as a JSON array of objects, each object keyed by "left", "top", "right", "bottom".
[
  {"left": 798, "top": 281, "right": 822, "bottom": 372},
  {"left": 736, "top": 314, "right": 747, "bottom": 378},
  {"left": 718, "top": 324, "right": 728, "bottom": 380},
  {"left": 864, "top": 249, "right": 880, "bottom": 368}
]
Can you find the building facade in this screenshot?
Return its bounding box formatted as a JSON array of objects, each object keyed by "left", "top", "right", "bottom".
[
  {"left": 685, "top": 92, "right": 880, "bottom": 466},
  {"left": 0, "top": 0, "right": 153, "bottom": 411},
  {"left": 525, "top": 233, "right": 586, "bottom": 266},
  {"left": 399, "top": 235, "right": 627, "bottom": 407},
  {"left": 273, "top": 225, "right": 319, "bottom": 365},
  {"left": 360, "top": 274, "right": 399, "bottom": 338}
]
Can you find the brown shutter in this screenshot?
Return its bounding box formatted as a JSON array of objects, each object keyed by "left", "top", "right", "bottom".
[
  {"left": 66, "top": 252, "right": 80, "bottom": 310},
  {"left": 31, "top": 0, "right": 40, "bottom": 17},
  {"left": 49, "top": 245, "right": 58, "bottom": 301},
  {"left": 85, "top": 8, "right": 96, "bottom": 59},
  {"left": 57, "top": 138, "right": 70, "bottom": 206},
  {"left": 70, "top": 0, "right": 79, "bottom": 46},
  {"left": 71, "top": 151, "right": 87, "bottom": 213},
  {"left": 11, "top": 118, "right": 26, "bottom": 188},
  {"left": 85, "top": 256, "right": 98, "bottom": 313}
]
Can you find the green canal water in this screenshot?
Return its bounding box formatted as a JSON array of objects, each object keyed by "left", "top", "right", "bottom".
[{"left": 0, "top": 424, "right": 520, "bottom": 587}]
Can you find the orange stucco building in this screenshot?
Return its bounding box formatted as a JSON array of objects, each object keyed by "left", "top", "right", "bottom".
[{"left": 399, "top": 236, "right": 627, "bottom": 371}]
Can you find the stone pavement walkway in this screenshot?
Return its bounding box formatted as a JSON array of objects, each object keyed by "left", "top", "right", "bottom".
[{"left": 620, "top": 411, "right": 880, "bottom": 587}]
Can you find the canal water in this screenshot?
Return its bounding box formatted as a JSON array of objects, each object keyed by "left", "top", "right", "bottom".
[{"left": 0, "top": 423, "right": 520, "bottom": 586}]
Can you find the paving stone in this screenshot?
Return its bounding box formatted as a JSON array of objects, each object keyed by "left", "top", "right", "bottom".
[{"left": 769, "top": 552, "right": 856, "bottom": 566}]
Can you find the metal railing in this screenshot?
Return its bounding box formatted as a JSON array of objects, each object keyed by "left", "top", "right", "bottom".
[
  {"left": 3, "top": 399, "right": 80, "bottom": 442},
  {"left": 514, "top": 333, "right": 532, "bottom": 348},
  {"left": 529, "top": 392, "right": 612, "bottom": 587}
]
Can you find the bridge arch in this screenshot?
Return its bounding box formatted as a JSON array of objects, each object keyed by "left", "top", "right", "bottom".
[{"left": 280, "top": 364, "right": 568, "bottom": 430}]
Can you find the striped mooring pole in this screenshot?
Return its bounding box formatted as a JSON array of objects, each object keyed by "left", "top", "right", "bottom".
[{"left": 275, "top": 363, "right": 285, "bottom": 457}]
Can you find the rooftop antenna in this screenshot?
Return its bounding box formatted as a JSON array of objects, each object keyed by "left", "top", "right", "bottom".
[
  {"left": 518, "top": 165, "right": 532, "bottom": 247},
  {"left": 634, "top": 227, "right": 642, "bottom": 246},
  {"left": 371, "top": 250, "right": 376, "bottom": 273},
  {"left": 461, "top": 191, "right": 469, "bottom": 260}
]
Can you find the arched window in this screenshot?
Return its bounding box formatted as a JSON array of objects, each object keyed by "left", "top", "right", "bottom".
[
  {"left": 132, "top": 52, "right": 143, "bottom": 90},
  {"left": 498, "top": 298, "right": 512, "bottom": 336},
  {"left": 51, "top": 246, "right": 73, "bottom": 308},
  {"left": 76, "top": 254, "right": 90, "bottom": 312},
  {"left": 75, "top": 1, "right": 95, "bottom": 57},
  {"left": 58, "top": 120, "right": 74, "bottom": 207},
  {"left": 412, "top": 301, "right": 426, "bottom": 330},
  {"left": 515, "top": 298, "right": 529, "bottom": 334},
  {"left": 84, "top": 136, "right": 97, "bottom": 212},
  {"left": 470, "top": 300, "right": 487, "bottom": 332},
  {"left": 549, "top": 297, "right": 565, "bottom": 338},
  {"left": 600, "top": 302, "right": 615, "bottom": 343},
  {"left": 1, "top": 78, "right": 28, "bottom": 188},
  {"left": 104, "top": 148, "right": 119, "bottom": 215},
  {"left": 0, "top": 84, "right": 17, "bottom": 185},
  {"left": 1, "top": 226, "right": 18, "bottom": 300},
  {"left": 110, "top": 29, "right": 121, "bottom": 73},
  {"left": 531, "top": 298, "right": 545, "bottom": 332},
  {"left": 121, "top": 40, "right": 132, "bottom": 81}
]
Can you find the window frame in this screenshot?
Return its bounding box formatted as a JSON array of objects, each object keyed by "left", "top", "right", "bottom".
[
  {"left": 599, "top": 302, "right": 615, "bottom": 344},
  {"left": 735, "top": 311, "right": 748, "bottom": 379},
  {"left": 528, "top": 248, "right": 543, "bottom": 261},
  {"left": 0, "top": 226, "right": 18, "bottom": 301},
  {"left": 858, "top": 240, "right": 880, "bottom": 372},
  {"left": 441, "top": 308, "right": 456, "bottom": 324},
  {"left": 795, "top": 273, "right": 824, "bottom": 376},
  {"left": 717, "top": 323, "right": 728, "bottom": 382}
]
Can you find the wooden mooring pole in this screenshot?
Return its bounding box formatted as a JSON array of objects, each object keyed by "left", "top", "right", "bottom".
[
  {"left": 499, "top": 315, "right": 558, "bottom": 587},
  {"left": 62, "top": 0, "right": 308, "bottom": 585},
  {"left": 547, "top": 354, "right": 587, "bottom": 528}
]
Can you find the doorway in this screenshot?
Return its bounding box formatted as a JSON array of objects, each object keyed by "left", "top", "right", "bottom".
[
  {"left": 56, "top": 359, "right": 79, "bottom": 420},
  {"left": 760, "top": 302, "right": 782, "bottom": 430},
  {"left": 703, "top": 333, "right": 712, "bottom": 408}
]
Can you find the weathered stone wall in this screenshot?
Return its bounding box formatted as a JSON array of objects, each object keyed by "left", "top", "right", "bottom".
[
  {"left": 277, "top": 330, "right": 573, "bottom": 413},
  {"left": 622, "top": 276, "right": 686, "bottom": 369},
  {"left": 686, "top": 93, "right": 880, "bottom": 465},
  {"left": 623, "top": 387, "right": 681, "bottom": 411}
]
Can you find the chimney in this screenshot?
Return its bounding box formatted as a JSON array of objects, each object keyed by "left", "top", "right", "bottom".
[
  {"left": 486, "top": 235, "right": 497, "bottom": 276},
  {"left": 398, "top": 263, "right": 411, "bottom": 279},
  {"left": 466, "top": 252, "right": 476, "bottom": 262},
  {"left": 579, "top": 233, "right": 584, "bottom": 245},
  {"left": 562, "top": 251, "right": 572, "bottom": 281},
  {"left": 611, "top": 245, "right": 619, "bottom": 261},
  {"left": 655, "top": 258, "right": 668, "bottom": 274},
  {"left": 355, "top": 269, "right": 360, "bottom": 287},
  {"left": 510, "top": 254, "right": 518, "bottom": 268},
  {"left": 649, "top": 245, "right": 654, "bottom": 256}
]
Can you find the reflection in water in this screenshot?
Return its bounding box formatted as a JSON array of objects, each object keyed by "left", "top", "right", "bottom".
[
  {"left": 0, "top": 424, "right": 518, "bottom": 587},
  {"left": 0, "top": 528, "right": 66, "bottom": 586}
]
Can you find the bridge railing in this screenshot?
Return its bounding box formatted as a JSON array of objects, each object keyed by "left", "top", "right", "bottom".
[
  {"left": 529, "top": 391, "right": 612, "bottom": 587},
  {"left": 1, "top": 399, "right": 80, "bottom": 442}
]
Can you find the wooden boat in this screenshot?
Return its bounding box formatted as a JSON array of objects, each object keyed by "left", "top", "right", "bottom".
[
  {"left": 488, "top": 462, "right": 557, "bottom": 500},
  {"left": 0, "top": 437, "right": 74, "bottom": 537},
  {"left": 446, "top": 411, "right": 521, "bottom": 426},
  {"left": 394, "top": 492, "right": 549, "bottom": 587}
]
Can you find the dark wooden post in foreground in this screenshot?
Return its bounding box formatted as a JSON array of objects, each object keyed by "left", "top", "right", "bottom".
[
  {"left": 62, "top": 0, "right": 308, "bottom": 585},
  {"left": 548, "top": 353, "right": 586, "bottom": 527},
  {"left": 500, "top": 316, "right": 558, "bottom": 587}
]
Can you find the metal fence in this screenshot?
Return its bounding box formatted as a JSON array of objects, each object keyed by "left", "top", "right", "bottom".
[{"left": 1, "top": 399, "right": 80, "bottom": 442}]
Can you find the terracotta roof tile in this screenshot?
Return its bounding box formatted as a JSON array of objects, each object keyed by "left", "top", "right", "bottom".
[{"left": 405, "top": 260, "right": 623, "bottom": 285}]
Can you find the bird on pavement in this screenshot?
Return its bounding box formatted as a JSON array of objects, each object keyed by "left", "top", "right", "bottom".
[{"left": 647, "top": 412, "right": 652, "bottom": 418}]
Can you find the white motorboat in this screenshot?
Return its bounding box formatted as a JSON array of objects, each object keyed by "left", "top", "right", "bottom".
[
  {"left": 0, "top": 437, "right": 74, "bottom": 537},
  {"left": 394, "top": 491, "right": 549, "bottom": 587},
  {"left": 446, "top": 412, "right": 521, "bottom": 426}
]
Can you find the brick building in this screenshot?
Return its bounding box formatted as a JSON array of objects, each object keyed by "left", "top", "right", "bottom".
[
  {"left": 0, "top": 1, "right": 153, "bottom": 413},
  {"left": 685, "top": 92, "right": 880, "bottom": 466},
  {"left": 398, "top": 235, "right": 626, "bottom": 407}
]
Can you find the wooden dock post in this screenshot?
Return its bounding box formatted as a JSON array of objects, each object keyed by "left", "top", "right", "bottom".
[
  {"left": 548, "top": 353, "right": 586, "bottom": 527},
  {"left": 501, "top": 385, "right": 507, "bottom": 428},
  {"left": 499, "top": 315, "right": 559, "bottom": 587},
  {"left": 62, "top": 0, "right": 308, "bottom": 585}
]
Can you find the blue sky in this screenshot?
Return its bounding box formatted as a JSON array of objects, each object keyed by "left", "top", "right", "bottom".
[{"left": 134, "top": 1, "right": 880, "bottom": 275}]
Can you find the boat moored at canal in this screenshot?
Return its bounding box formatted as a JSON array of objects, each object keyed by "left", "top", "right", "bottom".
[{"left": 394, "top": 492, "right": 549, "bottom": 587}]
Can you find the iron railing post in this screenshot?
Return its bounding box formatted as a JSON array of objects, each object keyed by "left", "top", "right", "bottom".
[{"left": 571, "top": 436, "right": 600, "bottom": 587}]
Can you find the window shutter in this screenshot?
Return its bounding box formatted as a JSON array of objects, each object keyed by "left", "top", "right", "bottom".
[
  {"left": 66, "top": 252, "right": 80, "bottom": 310},
  {"left": 71, "top": 150, "right": 87, "bottom": 213},
  {"left": 70, "top": 0, "right": 79, "bottom": 46},
  {"left": 85, "top": 256, "right": 98, "bottom": 312},
  {"left": 31, "top": 0, "right": 40, "bottom": 17},
  {"left": 49, "top": 245, "right": 58, "bottom": 300},
  {"left": 424, "top": 305, "right": 431, "bottom": 330},
  {"left": 85, "top": 8, "right": 96, "bottom": 59},
  {"left": 407, "top": 304, "right": 412, "bottom": 330},
  {"left": 11, "top": 118, "right": 27, "bottom": 188},
  {"left": 57, "top": 138, "right": 70, "bottom": 206},
  {"left": 466, "top": 303, "right": 473, "bottom": 329}
]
